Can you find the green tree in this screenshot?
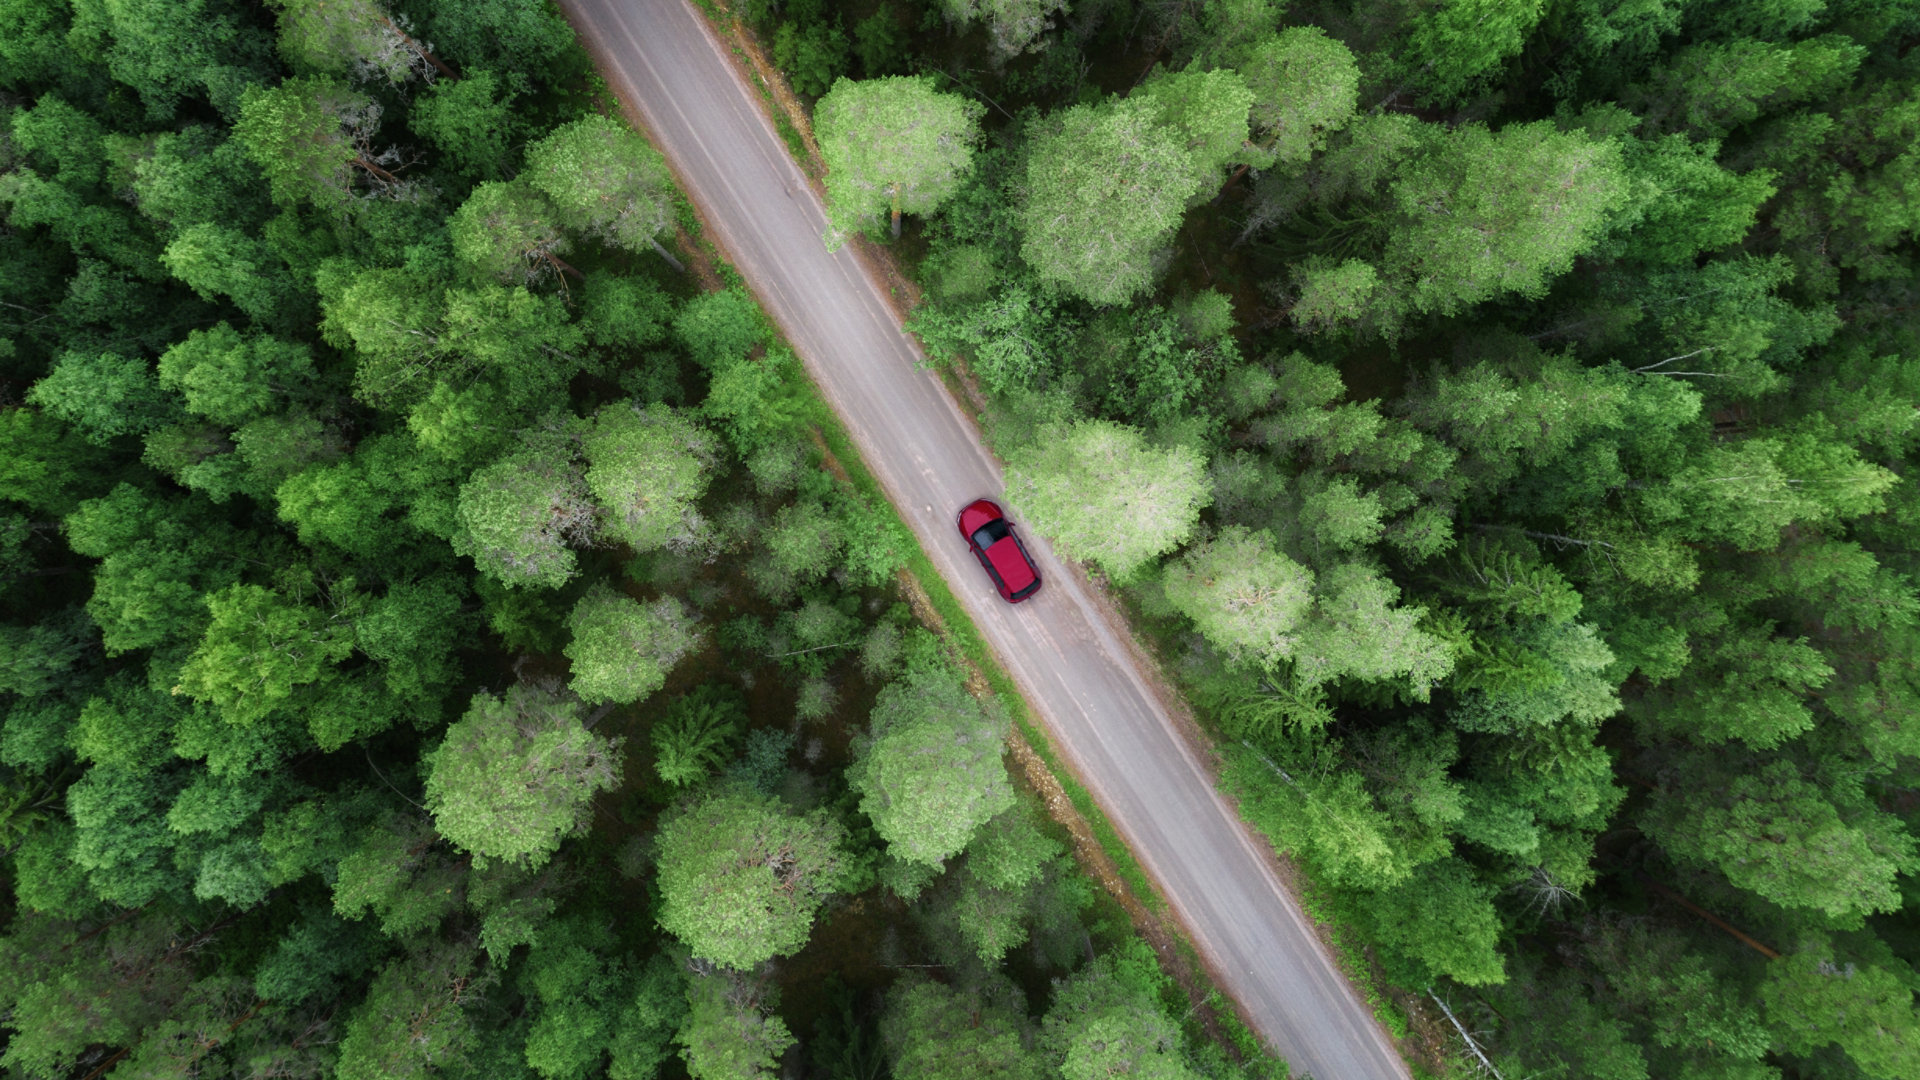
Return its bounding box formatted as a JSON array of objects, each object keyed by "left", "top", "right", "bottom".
[
  {"left": 26, "top": 350, "right": 174, "bottom": 445},
  {"left": 674, "top": 286, "right": 769, "bottom": 370},
  {"left": 584, "top": 402, "right": 717, "bottom": 554},
  {"left": 270, "top": 0, "right": 455, "bottom": 84},
  {"left": 1613, "top": 133, "right": 1775, "bottom": 264},
  {"left": 880, "top": 976, "right": 1044, "bottom": 1080},
  {"left": 335, "top": 942, "right": 494, "bottom": 1080},
  {"left": 424, "top": 680, "right": 624, "bottom": 868},
  {"left": 1639, "top": 756, "right": 1916, "bottom": 921},
  {"left": 522, "top": 114, "right": 685, "bottom": 271},
  {"left": 849, "top": 667, "right": 1016, "bottom": 867},
  {"left": 654, "top": 787, "right": 849, "bottom": 968},
  {"left": 1761, "top": 936, "right": 1920, "bottom": 1079},
  {"left": 653, "top": 686, "right": 744, "bottom": 788},
  {"left": 1136, "top": 67, "right": 1253, "bottom": 193},
  {"left": 563, "top": 584, "right": 700, "bottom": 707},
  {"left": 234, "top": 76, "right": 400, "bottom": 208},
  {"left": 71, "top": 0, "right": 274, "bottom": 120},
  {"left": 175, "top": 583, "right": 355, "bottom": 726},
  {"left": 678, "top": 971, "right": 796, "bottom": 1080},
  {"left": 1163, "top": 526, "right": 1315, "bottom": 667},
  {"left": 156, "top": 323, "right": 315, "bottom": 426},
  {"left": 1239, "top": 28, "right": 1361, "bottom": 172},
  {"left": 1366, "top": 859, "right": 1505, "bottom": 986},
  {"left": 1021, "top": 97, "right": 1202, "bottom": 305},
  {"left": 160, "top": 222, "right": 306, "bottom": 327},
  {"left": 1293, "top": 563, "right": 1455, "bottom": 696},
  {"left": 1383, "top": 120, "right": 1629, "bottom": 321},
  {"left": 1040, "top": 955, "right": 1199, "bottom": 1080},
  {"left": 1006, "top": 419, "right": 1210, "bottom": 582},
  {"left": 519, "top": 918, "right": 686, "bottom": 1080},
  {"left": 938, "top": 0, "right": 1065, "bottom": 61},
  {"left": 409, "top": 68, "right": 517, "bottom": 182},
  {"left": 452, "top": 428, "right": 596, "bottom": 590},
  {"left": 816, "top": 75, "right": 983, "bottom": 244},
  {"left": 449, "top": 180, "right": 574, "bottom": 285},
  {"left": 1397, "top": 0, "right": 1547, "bottom": 104}
]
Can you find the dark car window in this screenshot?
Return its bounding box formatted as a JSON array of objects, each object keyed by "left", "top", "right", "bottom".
[{"left": 970, "top": 520, "right": 1010, "bottom": 549}]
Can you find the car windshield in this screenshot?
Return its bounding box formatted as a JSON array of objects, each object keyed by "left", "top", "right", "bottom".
[{"left": 970, "top": 520, "right": 1010, "bottom": 549}]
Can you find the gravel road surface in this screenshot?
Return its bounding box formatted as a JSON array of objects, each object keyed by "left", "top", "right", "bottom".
[{"left": 556, "top": 2, "right": 1413, "bottom": 1075}]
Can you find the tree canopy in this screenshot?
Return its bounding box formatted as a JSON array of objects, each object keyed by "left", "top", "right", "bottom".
[{"left": 817, "top": 75, "right": 983, "bottom": 244}]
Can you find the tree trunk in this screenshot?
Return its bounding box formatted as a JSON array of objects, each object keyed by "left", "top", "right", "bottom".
[
  {"left": 648, "top": 236, "right": 687, "bottom": 273},
  {"left": 891, "top": 183, "right": 902, "bottom": 240},
  {"left": 377, "top": 14, "right": 461, "bottom": 80},
  {"left": 352, "top": 155, "right": 401, "bottom": 186},
  {"left": 1640, "top": 875, "right": 1781, "bottom": 959}
]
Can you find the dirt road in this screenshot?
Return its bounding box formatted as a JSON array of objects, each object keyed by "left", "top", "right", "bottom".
[{"left": 556, "top": 2, "right": 1412, "bottom": 1075}]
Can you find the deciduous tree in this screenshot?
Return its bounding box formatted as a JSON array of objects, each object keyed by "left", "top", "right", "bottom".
[
  {"left": 563, "top": 584, "right": 699, "bottom": 706},
  {"left": 1239, "top": 28, "right": 1361, "bottom": 172},
  {"left": 654, "top": 788, "right": 848, "bottom": 968},
  {"left": 1021, "top": 97, "right": 1202, "bottom": 305},
  {"left": 424, "top": 680, "right": 624, "bottom": 868},
  {"left": 1163, "top": 526, "right": 1315, "bottom": 667},
  {"left": 234, "top": 76, "right": 402, "bottom": 208},
  {"left": 848, "top": 667, "right": 1015, "bottom": 867},
  {"left": 522, "top": 114, "right": 684, "bottom": 270},
  {"left": 449, "top": 180, "right": 574, "bottom": 285},
  {"left": 816, "top": 76, "right": 983, "bottom": 244},
  {"left": 584, "top": 402, "right": 717, "bottom": 554},
  {"left": 1006, "top": 419, "right": 1209, "bottom": 581}
]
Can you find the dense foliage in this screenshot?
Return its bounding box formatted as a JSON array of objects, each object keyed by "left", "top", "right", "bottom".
[
  {"left": 0, "top": 2, "right": 1265, "bottom": 1078},
  {"left": 765, "top": 0, "right": 1920, "bottom": 1074}
]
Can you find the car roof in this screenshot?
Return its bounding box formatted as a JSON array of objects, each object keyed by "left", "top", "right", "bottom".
[{"left": 983, "top": 534, "right": 1036, "bottom": 591}]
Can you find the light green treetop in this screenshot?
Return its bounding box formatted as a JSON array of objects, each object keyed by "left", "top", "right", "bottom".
[
  {"left": 849, "top": 667, "right": 1016, "bottom": 868},
  {"left": 1239, "top": 27, "right": 1361, "bottom": 171},
  {"left": 1385, "top": 120, "right": 1629, "bottom": 320},
  {"left": 584, "top": 402, "right": 717, "bottom": 554},
  {"left": 1006, "top": 418, "right": 1210, "bottom": 582},
  {"left": 816, "top": 75, "right": 983, "bottom": 245},
  {"left": 1293, "top": 562, "right": 1455, "bottom": 696},
  {"left": 175, "top": 583, "right": 355, "bottom": 726},
  {"left": 563, "top": 584, "right": 699, "bottom": 706},
  {"left": 157, "top": 323, "right": 315, "bottom": 426},
  {"left": 654, "top": 788, "right": 849, "bottom": 968},
  {"left": 1162, "top": 526, "right": 1315, "bottom": 668},
  {"left": 448, "top": 180, "right": 572, "bottom": 286},
  {"left": 1021, "top": 97, "right": 1202, "bottom": 305},
  {"left": 1134, "top": 67, "right": 1251, "bottom": 194},
  {"left": 270, "top": 0, "right": 454, "bottom": 85},
  {"left": 452, "top": 431, "right": 596, "bottom": 590},
  {"left": 939, "top": 0, "right": 1066, "bottom": 62},
  {"left": 521, "top": 114, "right": 683, "bottom": 269},
  {"left": 677, "top": 971, "right": 794, "bottom": 1080},
  {"left": 423, "top": 680, "right": 625, "bottom": 869},
  {"left": 234, "top": 76, "right": 395, "bottom": 207}
]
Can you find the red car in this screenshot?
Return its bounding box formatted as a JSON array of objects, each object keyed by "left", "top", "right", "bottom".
[{"left": 957, "top": 498, "right": 1041, "bottom": 603}]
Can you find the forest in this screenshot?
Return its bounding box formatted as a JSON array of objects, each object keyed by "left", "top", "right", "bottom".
[
  {"left": 3, "top": 0, "right": 1920, "bottom": 1076},
  {"left": 0, "top": 1, "right": 1281, "bottom": 1079},
  {"left": 763, "top": 0, "right": 1920, "bottom": 1075}
]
